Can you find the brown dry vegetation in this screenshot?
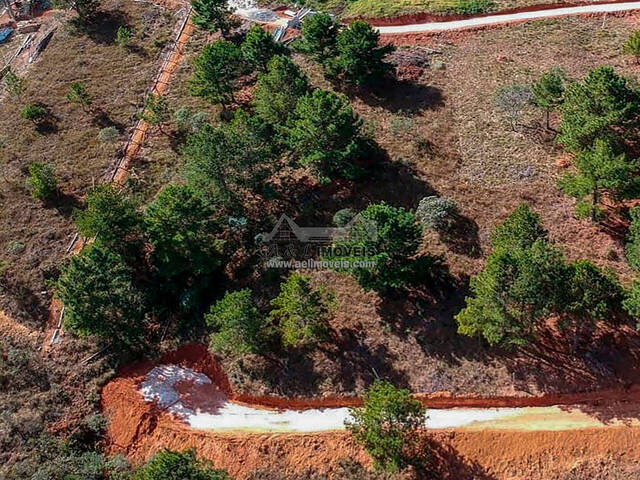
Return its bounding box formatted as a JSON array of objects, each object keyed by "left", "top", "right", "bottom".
[
  {"left": 0, "top": 0, "right": 176, "bottom": 325},
  {"left": 129, "top": 14, "right": 640, "bottom": 400}
]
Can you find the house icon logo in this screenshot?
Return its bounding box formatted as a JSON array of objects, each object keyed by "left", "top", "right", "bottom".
[{"left": 260, "top": 214, "right": 377, "bottom": 244}]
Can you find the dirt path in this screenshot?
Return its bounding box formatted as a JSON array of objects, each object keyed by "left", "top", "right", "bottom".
[{"left": 375, "top": 1, "right": 640, "bottom": 33}]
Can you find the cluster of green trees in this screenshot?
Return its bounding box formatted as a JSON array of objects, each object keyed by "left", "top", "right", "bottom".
[
  {"left": 207, "top": 272, "right": 335, "bottom": 354},
  {"left": 186, "top": 28, "right": 369, "bottom": 184},
  {"left": 55, "top": 184, "right": 226, "bottom": 348},
  {"left": 295, "top": 13, "right": 395, "bottom": 87},
  {"left": 456, "top": 204, "right": 628, "bottom": 347}
]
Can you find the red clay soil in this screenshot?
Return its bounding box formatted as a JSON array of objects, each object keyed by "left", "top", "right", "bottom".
[
  {"left": 349, "top": 0, "right": 636, "bottom": 25},
  {"left": 102, "top": 344, "right": 640, "bottom": 479},
  {"left": 106, "top": 344, "right": 640, "bottom": 411}
]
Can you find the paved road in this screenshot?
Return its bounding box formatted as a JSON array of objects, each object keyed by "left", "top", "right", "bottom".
[{"left": 376, "top": 1, "right": 640, "bottom": 33}]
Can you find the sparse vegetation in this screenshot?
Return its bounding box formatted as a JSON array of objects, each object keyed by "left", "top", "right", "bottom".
[{"left": 27, "top": 162, "right": 57, "bottom": 200}]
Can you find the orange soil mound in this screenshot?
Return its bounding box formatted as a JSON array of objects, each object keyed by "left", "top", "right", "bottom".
[{"left": 102, "top": 345, "right": 640, "bottom": 478}]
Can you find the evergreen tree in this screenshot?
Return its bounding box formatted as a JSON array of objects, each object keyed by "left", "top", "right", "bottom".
[
  {"left": 558, "top": 66, "right": 639, "bottom": 153},
  {"left": 241, "top": 24, "right": 284, "bottom": 71},
  {"left": 532, "top": 66, "right": 566, "bottom": 129},
  {"left": 190, "top": 0, "right": 238, "bottom": 37},
  {"left": 294, "top": 12, "right": 339, "bottom": 64},
  {"left": 189, "top": 41, "right": 244, "bottom": 109}
]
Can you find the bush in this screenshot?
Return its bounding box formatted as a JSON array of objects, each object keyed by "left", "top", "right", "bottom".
[
  {"left": 269, "top": 273, "right": 334, "bottom": 348},
  {"left": 624, "top": 280, "right": 640, "bottom": 328},
  {"left": 448, "top": 0, "right": 494, "bottom": 14},
  {"left": 623, "top": 30, "right": 640, "bottom": 63},
  {"left": 66, "top": 81, "right": 93, "bottom": 111},
  {"left": 346, "top": 381, "right": 426, "bottom": 472},
  {"left": 20, "top": 103, "right": 47, "bottom": 123},
  {"left": 206, "top": 289, "right": 263, "bottom": 355},
  {"left": 4, "top": 71, "right": 25, "bottom": 98},
  {"left": 174, "top": 106, "right": 209, "bottom": 134},
  {"left": 133, "top": 449, "right": 231, "bottom": 480},
  {"left": 333, "top": 208, "right": 356, "bottom": 227},
  {"left": 493, "top": 84, "right": 533, "bottom": 130},
  {"left": 115, "top": 26, "right": 133, "bottom": 48},
  {"left": 415, "top": 196, "right": 457, "bottom": 231},
  {"left": 26, "top": 162, "right": 57, "bottom": 200},
  {"left": 98, "top": 126, "right": 120, "bottom": 143}
]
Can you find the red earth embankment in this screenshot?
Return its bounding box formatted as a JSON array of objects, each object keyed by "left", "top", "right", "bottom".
[{"left": 102, "top": 344, "right": 640, "bottom": 478}]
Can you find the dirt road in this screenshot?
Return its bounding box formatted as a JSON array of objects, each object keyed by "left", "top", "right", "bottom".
[{"left": 375, "top": 1, "right": 640, "bottom": 33}]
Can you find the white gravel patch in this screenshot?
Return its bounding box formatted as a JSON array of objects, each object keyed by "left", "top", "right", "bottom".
[{"left": 139, "top": 365, "right": 523, "bottom": 433}]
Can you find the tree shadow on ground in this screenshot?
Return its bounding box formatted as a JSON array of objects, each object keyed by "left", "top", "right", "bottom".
[
  {"left": 80, "top": 10, "right": 129, "bottom": 45},
  {"left": 91, "top": 107, "right": 126, "bottom": 130},
  {"left": 353, "top": 79, "right": 444, "bottom": 115},
  {"left": 425, "top": 438, "right": 499, "bottom": 480},
  {"left": 437, "top": 214, "right": 482, "bottom": 258}
]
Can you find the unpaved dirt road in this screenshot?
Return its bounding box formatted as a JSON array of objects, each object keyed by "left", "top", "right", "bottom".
[
  {"left": 140, "top": 365, "right": 640, "bottom": 433},
  {"left": 375, "top": 1, "right": 640, "bottom": 33}
]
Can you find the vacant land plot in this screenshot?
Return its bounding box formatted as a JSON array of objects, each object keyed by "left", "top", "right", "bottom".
[
  {"left": 132, "top": 14, "right": 640, "bottom": 400},
  {"left": 0, "top": 0, "right": 175, "bottom": 324}
]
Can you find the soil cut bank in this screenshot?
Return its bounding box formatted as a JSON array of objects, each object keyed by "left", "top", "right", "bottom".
[{"left": 102, "top": 345, "right": 640, "bottom": 479}]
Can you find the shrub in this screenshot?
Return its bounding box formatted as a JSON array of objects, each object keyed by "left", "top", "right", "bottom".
[
  {"left": 138, "top": 94, "right": 171, "bottom": 132},
  {"left": 623, "top": 30, "right": 640, "bottom": 63},
  {"left": 66, "top": 81, "right": 93, "bottom": 111},
  {"left": 20, "top": 103, "right": 47, "bottom": 123},
  {"left": 4, "top": 71, "right": 25, "bottom": 98},
  {"left": 98, "top": 126, "right": 120, "bottom": 143},
  {"left": 269, "top": 273, "right": 334, "bottom": 348},
  {"left": 174, "top": 106, "right": 209, "bottom": 134},
  {"left": 115, "top": 26, "right": 133, "bottom": 48},
  {"left": 206, "top": 289, "right": 263, "bottom": 355},
  {"left": 493, "top": 84, "right": 533, "bottom": 130},
  {"left": 133, "top": 449, "right": 231, "bottom": 480},
  {"left": 346, "top": 381, "right": 426, "bottom": 472},
  {"left": 415, "top": 196, "right": 457, "bottom": 231},
  {"left": 333, "top": 208, "right": 356, "bottom": 227},
  {"left": 623, "top": 280, "right": 640, "bottom": 328},
  {"left": 448, "top": 0, "right": 494, "bottom": 14},
  {"left": 26, "top": 162, "right": 57, "bottom": 200}
]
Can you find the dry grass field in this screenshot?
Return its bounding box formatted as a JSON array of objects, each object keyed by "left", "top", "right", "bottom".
[{"left": 0, "top": 0, "right": 175, "bottom": 324}]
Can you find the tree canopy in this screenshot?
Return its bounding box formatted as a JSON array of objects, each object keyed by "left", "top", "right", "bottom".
[
  {"left": 328, "top": 21, "right": 395, "bottom": 86},
  {"left": 294, "top": 12, "right": 339, "bottom": 64},
  {"left": 558, "top": 66, "right": 639, "bottom": 153},
  {"left": 133, "top": 449, "right": 231, "bottom": 480},
  {"left": 144, "top": 185, "right": 224, "bottom": 279},
  {"left": 286, "top": 89, "right": 365, "bottom": 182},
  {"left": 206, "top": 289, "right": 263, "bottom": 355},
  {"left": 532, "top": 66, "right": 566, "bottom": 128},
  {"left": 241, "top": 25, "right": 285, "bottom": 71},
  {"left": 190, "top": 0, "right": 238, "bottom": 37},
  {"left": 189, "top": 41, "right": 244, "bottom": 109},
  {"left": 253, "top": 55, "right": 309, "bottom": 128},
  {"left": 346, "top": 381, "right": 426, "bottom": 472},
  {"left": 56, "top": 243, "right": 146, "bottom": 347}
]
